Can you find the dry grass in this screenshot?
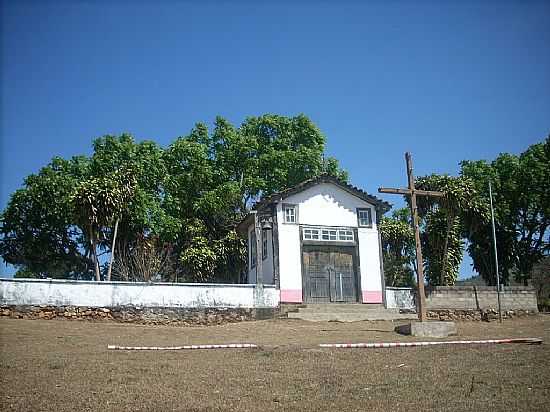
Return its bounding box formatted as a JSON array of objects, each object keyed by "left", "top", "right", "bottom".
[{"left": 1, "top": 315, "right": 549, "bottom": 411}]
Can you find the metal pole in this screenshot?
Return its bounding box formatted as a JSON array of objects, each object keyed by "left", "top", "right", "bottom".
[{"left": 489, "top": 182, "right": 502, "bottom": 323}]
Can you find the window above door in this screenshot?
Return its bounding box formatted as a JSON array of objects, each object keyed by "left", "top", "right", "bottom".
[{"left": 303, "top": 227, "right": 354, "bottom": 243}]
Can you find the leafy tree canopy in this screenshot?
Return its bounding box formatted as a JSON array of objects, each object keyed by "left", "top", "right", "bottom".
[
  {"left": 412, "top": 174, "right": 487, "bottom": 286},
  {"left": 379, "top": 208, "right": 416, "bottom": 287},
  {"left": 386, "top": 136, "right": 548, "bottom": 288},
  {"left": 1, "top": 114, "right": 347, "bottom": 282},
  {"left": 0, "top": 156, "right": 91, "bottom": 278},
  {"left": 460, "top": 136, "right": 550, "bottom": 285}
]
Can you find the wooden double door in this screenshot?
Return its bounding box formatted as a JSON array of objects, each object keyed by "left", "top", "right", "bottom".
[{"left": 302, "top": 246, "right": 359, "bottom": 303}]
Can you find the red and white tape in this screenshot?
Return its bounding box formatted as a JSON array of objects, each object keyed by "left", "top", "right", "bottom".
[
  {"left": 107, "top": 343, "right": 258, "bottom": 351},
  {"left": 319, "top": 337, "right": 542, "bottom": 349}
]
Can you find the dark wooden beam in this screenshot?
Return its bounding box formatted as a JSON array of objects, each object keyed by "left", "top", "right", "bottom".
[
  {"left": 378, "top": 187, "right": 445, "bottom": 197},
  {"left": 377, "top": 152, "right": 447, "bottom": 322},
  {"left": 405, "top": 152, "right": 428, "bottom": 322}
]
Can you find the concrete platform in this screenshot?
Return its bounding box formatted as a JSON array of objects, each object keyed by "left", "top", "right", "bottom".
[
  {"left": 285, "top": 304, "right": 418, "bottom": 322},
  {"left": 396, "top": 321, "right": 457, "bottom": 338}
]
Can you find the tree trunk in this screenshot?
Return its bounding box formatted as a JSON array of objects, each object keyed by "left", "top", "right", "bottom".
[
  {"left": 440, "top": 214, "right": 453, "bottom": 286},
  {"left": 106, "top": 218, "right": 119, "bottom": 282},
  {"left": 89, "top": 224, "right": 101, "bottom": 281},
  {"left": 94, "top": 251, "right": 101, "bottom": 281}
]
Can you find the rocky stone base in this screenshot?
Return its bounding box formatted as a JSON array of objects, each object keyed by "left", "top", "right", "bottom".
[
  {"left": 0, "top": 305, "right": 270, "bottom": 326},
  {"left": 427, "top": 309, "right": 537, "bottom": 322}
]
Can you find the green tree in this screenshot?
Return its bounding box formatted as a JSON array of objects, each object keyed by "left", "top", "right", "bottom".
[
  {"left": 379, "top": 208, "right": 416, "bottom": 287},
  {"left": 87, "top": 134, "right": 177, "bottom": 281},
  {"left": 414, "top": 174, "right": 488, "bottom": 286},
  {"left": 421, "top": 208, "right": 464, "bottom": 285},
  {"left": 70, "top": 170, "right": 136, "bottom": 281},
  {"left": 162, "top": 114, "right": 347, "bottom": 282},
  {"left": 530, "top": 256, "right": 550, "bottom": 309},
  {"left": 0, "top": 157, "right": 91, "bottom": 278},
  {"left": 239, "top": 114, "right": 347, "bottom": 198},
  {"left": 460, "top": 136, "right": 550, "bottom": 285},
  {"left": 1, "top": 114, "right": 347, "bottom": 282}
]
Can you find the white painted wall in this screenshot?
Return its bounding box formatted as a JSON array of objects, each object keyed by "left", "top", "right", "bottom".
[
  {"left": 386, "top": 287, "right": 416, "bottom": 309},
  {"left": 276, "top": 211, "right": 302, "bottom": 301},
  {"left": 283, "top": 183, "right": 378, "bottom": 229},
  {"left": 0, "top": 278, "right": 279, "bottom": 308},
  {"left": 276, "top": 182, "right": 384, "bottom": 303},
  {"left": 357, "top": 229, "right": 384, "bottom": 302}
]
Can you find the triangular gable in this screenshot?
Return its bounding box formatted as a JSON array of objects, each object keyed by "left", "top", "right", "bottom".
[{"left": 254, "top": 174, "right": 391, "bottom": 213}]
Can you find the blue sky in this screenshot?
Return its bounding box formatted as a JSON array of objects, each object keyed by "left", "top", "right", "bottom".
[{"left": 1, "top": 0, "right": 549, "bottom": 277}]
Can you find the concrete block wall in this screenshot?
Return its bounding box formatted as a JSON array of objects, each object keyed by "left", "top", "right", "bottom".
[{"left": 425, "top": 286, "right": 538, "bottom": 311}]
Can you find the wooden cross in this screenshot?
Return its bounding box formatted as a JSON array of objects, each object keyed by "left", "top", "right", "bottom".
[{"left": 378, "top": 152, "right": 445, "bottom": 322}]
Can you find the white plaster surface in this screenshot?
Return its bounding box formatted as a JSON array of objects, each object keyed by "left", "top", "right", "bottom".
[
  {"left": 277, "top": 214, "right": 302, "bottom": 292},
  {"left": 357, "top": 229, "right": 383, "bottom": 294},
  {"left": 0, "top": 278, "right": 279, "bottom": 308},
  {"left": 282, "top": 183, "right": 378, "bottom": 229},
  {"left": 386, "top": 287, "right": 416, "bottom": 309}
]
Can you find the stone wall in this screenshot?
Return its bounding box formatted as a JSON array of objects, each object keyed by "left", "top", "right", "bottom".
[
  {"left": 0, "top": 278, "right": 280, "bottom": 326},
  {"left": 425, "top": 286, "right": 539, "bottom": 311},
  {"left": 427, "top": 309, "right": 536, "bottom": 321},
  {"left": 0, "top": 304, "right": 275, "bottom": 326}
]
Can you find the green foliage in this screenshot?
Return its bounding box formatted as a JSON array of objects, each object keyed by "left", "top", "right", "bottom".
[
  {"left": 161, "top": 114, "right": 346, "bottom": 282},
  {"left": 530, "top": 256, "right": 550, "bottom": 309},
  {"left": 71, "top": 170, "right": 136, "bottom": 230},
  {"left": 1, "top": 114, "right": 345, "bottom": 282},
  {"left": 0, "top": 157, "right": 91, "bottom": 278},
  {"left": 460, "top": 136, "right": 550, "bottom": 285},
  {"left": 90, "top": 134, "right": 170, "bottom": 238},
  {"left": 70, "top": 167, "right": 137, "bottom": 280},
  {"left": 421, "top": 210, "right": 464, "bottom": 285},
  {"left": 413, "top": 174, "right": 487, "bottom": 286},
  {"left": 379, "top": 209, "right": 416, "bottom": 287},
  {"left": 239, "top": 114, "right": 347, "bottom": 197}
]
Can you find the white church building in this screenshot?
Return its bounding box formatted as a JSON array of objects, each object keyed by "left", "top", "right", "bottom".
[{"left": 237, "top": 175, "right": 391, "bottom": 305}]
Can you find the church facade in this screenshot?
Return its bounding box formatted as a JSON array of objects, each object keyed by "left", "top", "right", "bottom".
[{"left": 237, "top": 175, "right": 391, "bottom": 305}]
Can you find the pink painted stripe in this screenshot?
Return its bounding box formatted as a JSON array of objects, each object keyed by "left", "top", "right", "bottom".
[
  {"left": 107, "top": 343, "right": 259, "bottom": 351},
  {"left": 319, "top": 338, "right": 542, "bottom": 349},
  {"left": 362, "top": 290, "right": 383, "bottom": 303},
  {"left": 280, "top": 289, "right": 302, "bottom": 303}
]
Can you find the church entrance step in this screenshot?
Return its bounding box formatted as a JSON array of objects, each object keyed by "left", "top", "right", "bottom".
[
  {"left": 282, "top": 303, "right": 418, "bottom": 321},
  {"left": 296, "top": 303, "right": 387, "bottom": 313},
  {"left": 286, "top": 311, "right": 417, "bottom": 322}
]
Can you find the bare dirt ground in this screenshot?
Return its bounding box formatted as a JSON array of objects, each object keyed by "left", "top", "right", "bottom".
[{"left": 1, "top": 315, "right": 549, "bottom": 412}]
